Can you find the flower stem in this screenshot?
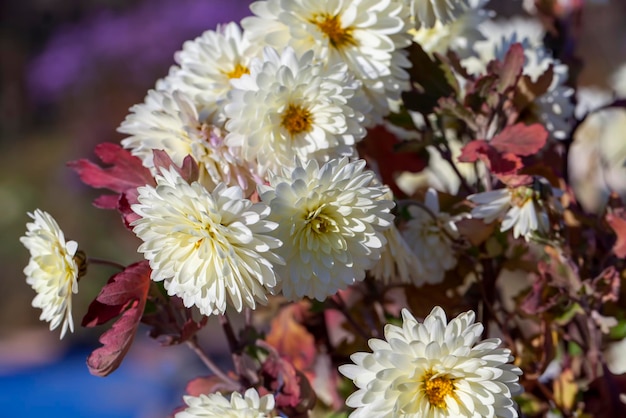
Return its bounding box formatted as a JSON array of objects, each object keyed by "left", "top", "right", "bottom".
[
  {"left": 87, "top": 257, "right": 126, "bottom": 271},
  {"left": 186, "top": 337, "right": 241, "bottom": 390},
  {"left": 329, "top": 295, "right": 371, "bottom": 341},
  {"left": 219, "top": 313, "right": 240, "bottom": 354}
]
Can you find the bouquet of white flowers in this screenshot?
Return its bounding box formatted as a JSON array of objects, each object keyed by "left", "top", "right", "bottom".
[{"left": 20, "top": 0, "right": 626, "bottom": 416}]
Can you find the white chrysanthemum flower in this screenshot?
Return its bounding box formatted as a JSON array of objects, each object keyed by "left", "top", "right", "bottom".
[
  {"left": 131, "top": 167, "right": 283, "bottom": 316},
  {"left": 462, "top": 18, "right": 575, "bottom": 140},
  {"left": 468, "top": 186, "right": 553, "bottom": 240},
  {"left": 175, "top": 388, "right": 275, "bottom": 418},
  {"left": 119, "top": 89, "right": 258, "bottom": 194},
  {"left": 410, "top": 0, "right": 489, "bottom": 59},
  {"left": 339, "top": 306, "right": 523, "bottom": 418},
  {"left": 370, "top": 190, "right": 422, "bottom": 285},
  {"left": 569, "top": 89, "right": 626, "bottom": 212},
  {"left": 224, "top": 47, "right": 366, "bottom": 176},
  {"left": 241, "top": 0, "right": 411, "bottom": 124},
  {"left": 402, "top": 189, "right": 460, "bottom": 285},
  {"left": 409, "top": 0, "right": 471, "bottom": 29},
  {"left": 259, "top": 158, "right": 394, "bottom": 301},
  {"left": 168, "top": 22, "right": 261, "bottom": 124},
  {"left": 20, "top": 209, "right": 82, "bottom": 339}
]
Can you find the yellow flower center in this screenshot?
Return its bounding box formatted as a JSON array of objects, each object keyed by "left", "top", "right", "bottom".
[
  {"left": 510, "top": 186, "right": 535, "bottom": 207},
  {"left": 306, "top": 206, "right": 337, "bottom": 235},
  {"left": 224, "top": 63, "right": 249, "bottom": 79},
  {"left": 421, "top": 370, "right": 456, "bottom": 410},
  {"left": 281, "top": 104, "right": 313, "bottom": 136},
  {"left": 311, "top": 14, "right": 356, "bottom": 48}
]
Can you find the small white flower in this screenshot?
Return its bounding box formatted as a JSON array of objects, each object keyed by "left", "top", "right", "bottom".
[
  {"left": 20, "top": 209, "right": 81, "bottom": 339},
  {"left": 224, "top": 47, "right": 366, "bottom": 176},
  {"left": 409, "top": 0, "right": 471, "bottom": 29},
  {"left": 259, "top": 158, "right": 394, "bottom": 301},
  {"left": 402, "top": 189, "right": 460, "bottom": 285},
  {"left": 175, "top": 388, "right": 275, "bottom": 418},
  {"left": 119, "top": 89, "right": 258, "bottom": 194},
  {"left": 410, "top": 0, "right": 489, "bottom": 59},
  {"left": 131, "top": 167, "right": 283, "bottom": 316},
  {"left": 339, "top": 306, "right": 523, "bottom": 418},
  {"left": 242, "top": 0, "right": 411, "bottom": 124},
  {"left": 468, "top": 185, "right": 553, "bottom": 240},
  {"left": 168, "top": 22, "right": 261, "bottom": 124}
]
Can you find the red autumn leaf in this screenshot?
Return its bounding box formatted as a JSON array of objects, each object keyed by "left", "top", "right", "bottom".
[
  {"left": 490, "top": 123, "right": 548, "bottom": 156},
  {"left": 265, "top": 302, "right": 316, "bottom": 372},
  {"left": 152, "top": 150, "right": 199, "bottom": 184},
  {"left": 68, "top": 142, "right": 154, "bottom": 194},
  {"left": 68, "top": 143, "right": 155, "bottom": 228},
  {"left": 358, "top": 125, "right": 427, "bottom": 196},
  {"left": 495, "top": 43, "right": 525, "bottom": 94},
  {"left": 458, "top": 140, "right": 522, "bottom": 175},
  {"left": 607, "top": 210, "right": 626, "bottom": 258},
  {"left": 458, "top": 140, "right": 489, "bottom": 163},
  {"left": 82, "top": 261, "right": 151, "bottom": 376},
  {"left": 185, "top": 375, "right": 239, "bottom": 397}
]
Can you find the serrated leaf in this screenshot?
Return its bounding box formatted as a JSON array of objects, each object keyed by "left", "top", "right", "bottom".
[
  {"left": 83, "top": 261, "right": 151, "bottom": 376},
  {"left": 490, "top": 123, "right": 548, "bottom": 156},
  {"left": 495, "top": 43, "right": 525, "bottom": 94},
  {"left": 67, "top": 143, "right": 155, "bottom": 228},
  {"left": 68, "top": 142, "right": 154, "bottom": 195},
  {"left": 459, "top": 140, "right": 522, "bottom": 175}
]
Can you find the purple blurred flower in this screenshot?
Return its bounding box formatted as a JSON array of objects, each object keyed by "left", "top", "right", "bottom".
[{"left": 27, "top": 0, "right": 252, "bottom": 102}]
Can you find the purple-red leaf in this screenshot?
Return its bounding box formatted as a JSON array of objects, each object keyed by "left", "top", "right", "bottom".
[
  {"left": 359, "top": 125, "right": 427, "bottom": 196},
  {"left": 458, "top": 140, "right": 522, "bottom": 175},
  {"left": 152, "top": 150, "right": 199, "bottom": 184},
  {"left": 68, "top": 143, "right": 155, "bottom": 229},
  {"left": 458, "top": 140, "right": 489, "bottom": 163},
  {"left": 185, "top": 375, "right": 240, "bottom": 397},
  {"left": 490, "top": 123, "right": 548, "bottom": 156},
  {"left": 83, "top": 261, "right": 151, "bottom": 376},
  {"left": 68, "top": 143, "right": 154, "bottom": 194},
  {"left": 495, "top": 43, "right": 525, "bottom": 93}
]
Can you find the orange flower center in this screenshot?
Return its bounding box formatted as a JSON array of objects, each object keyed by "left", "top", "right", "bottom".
[
  {"left": 281, "top": 104, "right": 313, "bottom": 136},
  {"left": 421, "top": 370, "right": 456, "bottom": 410},
  {"left": 312, "top": 14, "right": 356, "bottom": 48},
  {"left": 224, "top": 63, "right": 250, "bottom": 79}
]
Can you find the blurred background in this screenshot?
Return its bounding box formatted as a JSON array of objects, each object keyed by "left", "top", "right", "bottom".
[{"left": 0, "top": 0, "right": 624, "bottom": 417}]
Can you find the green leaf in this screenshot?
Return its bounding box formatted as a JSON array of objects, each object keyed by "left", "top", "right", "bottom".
[{"left": 402, "top": 43, "right": 457, "bottom": 115}]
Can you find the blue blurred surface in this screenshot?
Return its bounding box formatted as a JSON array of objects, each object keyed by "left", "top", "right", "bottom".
[{"left": 0, "top": 344, "right": 187, "bottom": 418}]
